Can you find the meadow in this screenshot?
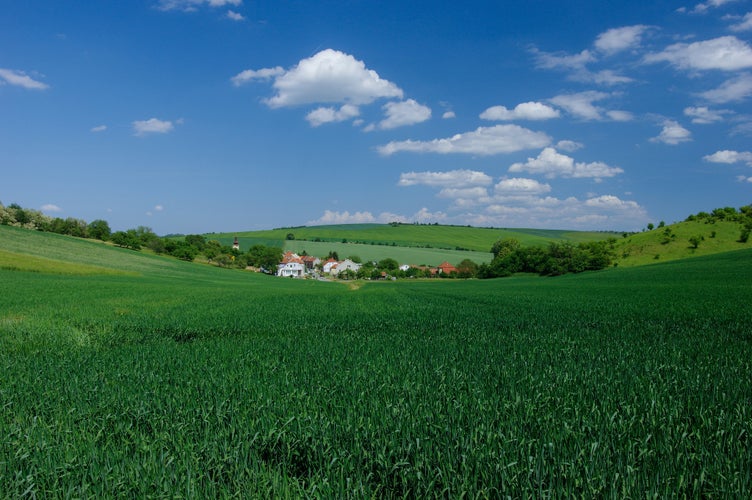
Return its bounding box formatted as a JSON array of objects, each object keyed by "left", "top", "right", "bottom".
[{"left": 1, "top": 226, "right": 751, "bottom": 496}]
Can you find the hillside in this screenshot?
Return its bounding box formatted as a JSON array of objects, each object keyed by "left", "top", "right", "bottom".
[{"left": 614, "top": 219, "right": 751, "bottom": 267}]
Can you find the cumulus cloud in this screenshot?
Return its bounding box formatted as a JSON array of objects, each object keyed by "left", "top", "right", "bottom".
[
  {"left": 651, "top": 120, "right": 692, "bottom": 145},
  {"left": 532, "top": 48, "right": 595, "bottom": 71},
  {"left": 704, "top": 149, "right": 752, "bottom": 165},
  {"left": 306, "top": 104, "right": 360, "bottom": 127},
  {"left": 133, "top": 118, "right": 175, "bottom": 136},
  {"left": 442, "top": 111, "right": 456, "bottom": 119},
  {"left": 690, "top": 0, "right": 740, "bottom": 14},
  {"left": 226, "top": 10, "right": 244, "bottom": 21},
  {"left": 398, "top": 169, "right": 493, "bottom": 188},
  {"left": 480, "top": 101, "right": 560, "bottom": 121},
  {"left": 437, "top": 187, "right": 490, "bottom": 200},
  {"left": 595, "top": 25, "right": 650, "bottom": 55},
  {"left": 475, "top": 193, "right": 647, "bottom": 231},
  {"left": 729, "top": 12, "right": 752, "bottom": 32},
  {"left": 508, "top": 147, "right": 624, "bottom": 180},
  {"left": 256, "top": 49, "right": 403, "bottom": 108},
  {"left": 684, "top": 106, "right": 731, "bottom": 123},
  {"left": 549, "top": 91, "right": 616, "bottom": 121},
  {"left": 91, "top": 125, "right": 108, "bottom": 133},
  {"left": 378, "top": 124, "right": 550, "bottom": 156},
  {"left": 699, "top": 73, "right": 752, "bottom": 103},
  {"left": 495, "top": 177, "right": 552, "bottom": 195},
  {"left": 307, "top": 207, "right": 446, "bottom": 225},
  {"left": 584, "top": 195, "right": 643, "bottom": 211},
  {"left": 157, "top": 0, "right": 241, "bottom": 11},
  {"left": 555, "top": 140, "right": 584, "bottom": 152},
  {"left": 231, "top": 67, "right": 285, "bottom": 86},
  {"left": 644, "top": 36, "right": 752, "bottom": 71},
  {"left": 41, "top": 204, "right": 62, "bottom": 213},
  {"left": 0, "top": 68, "right": 49, "bottom": 90},
  {"left": 376, "top": 99, "right": 431, "bottom": 129}
]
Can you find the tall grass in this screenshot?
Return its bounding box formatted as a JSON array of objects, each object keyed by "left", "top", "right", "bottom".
[{"left": 1, "top": 242, "right": 751, "bottom": 496}]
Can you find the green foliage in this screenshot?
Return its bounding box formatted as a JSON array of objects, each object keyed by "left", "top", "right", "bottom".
[
  {"left": 483, "top": 239, "right": 614, "bottom": 278},
  {"left": 88, "top": 219, "right": 111, "bottom": 241}
]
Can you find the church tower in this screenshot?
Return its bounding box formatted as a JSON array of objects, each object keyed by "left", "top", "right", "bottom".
[{"left": 232, "top": 236, "right": 239, "bottom": 250}]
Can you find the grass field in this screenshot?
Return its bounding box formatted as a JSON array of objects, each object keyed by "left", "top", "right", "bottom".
[
  {"left": 212, "top": 223, "right": 612, "bottom": 253},
  {"left": 2, "top": 226, "right": 751, "bottom": 496}
]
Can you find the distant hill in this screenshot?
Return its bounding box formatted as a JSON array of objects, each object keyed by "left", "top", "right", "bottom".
[{"left": 207, "top": 224, "right": 612, "bottom": 261}]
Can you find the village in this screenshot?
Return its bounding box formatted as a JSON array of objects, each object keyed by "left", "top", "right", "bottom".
[{"left": 275, "top": 250, "right": 460, "bottom": 279}]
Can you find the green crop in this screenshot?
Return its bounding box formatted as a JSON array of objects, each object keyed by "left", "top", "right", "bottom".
[{"left": 1, "top": 240, "right": 751, "bottom": 496}]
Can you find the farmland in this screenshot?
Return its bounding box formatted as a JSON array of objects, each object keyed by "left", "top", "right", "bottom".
[{"left": 1, "top": 226, "right": 752, "bottom": 496}]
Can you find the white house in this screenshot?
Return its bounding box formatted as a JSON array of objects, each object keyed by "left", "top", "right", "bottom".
[
  {"left": 322, "top": 258, "right": 339, "bottom": 274},
  {"left": 277, "top": 261, "right": 305, "bottom": 277},
  {"left": 277, "top": 251, "right": 306, "bottom": 277},
  {"left": 330, "top": 259, "right": 361, "bottom": 276}
]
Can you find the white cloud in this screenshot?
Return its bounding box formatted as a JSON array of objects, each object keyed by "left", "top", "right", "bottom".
[
  {"left": 586, "top": 69, "right": 635, "bottom": 86},
  {"left": 699, "top": 73, "right": 752, "bottom": 103},
  {"left": 475, "top": 193, "right": 646, "bottom": 231},
  {"left": 729, "top": 12, "right": 752, "bottom": 31},
  {"left": 398, "top": 169, "right": 493, "bottom": 188},
  {"left": 90, "top": 125, "right": 108, "bottom": 133},
  {"left": 437, "top": 187, "right": 490, "bottom": 200},
  {"left": 133, "top": 118, "right": 175, "bottom": 136},
  {"left": 606, "top": 110, "right": 634, "bottom": 121},
  {"left": 226, "top": 10, "right": 244, "bottom": 21},
  {"left": 737, "top": 175, "right": 752, "bottom": 182},
  {"left": 41, "top": 204, "right": 62, "bottom": 213},
  {"left": 584, "top": 195, "right": 643, "bottom": 212},
  {"left": 691, "top": 0, "right": 740, "bottom": 14},
  {"left": 378, "top": 124, "right": 551, "bottom": 156},
  {"left": 231, "top": 67, "right": 284, "bottom": 86},
  {"left": 155, "top": 205, "right": 164, "bottom": 212},
  {"left": 644, "top": 36, "right": 752, "bottom": 71},
  {"left": 377, "top": 99, "right": 431, "bottom": 129},
  {"left": 595, "top": 25, "right": 650, "bottom": 55},
  {"left": 549, "top": 91, "right": 613, "bottom": 121},
  {"left": 555, "top": 140, "right": 584, "bottom": 152},
  {"left": 684, "top": 106, "right": 731, "bottom": 123},
  {"left": 442, "top": 111, "right": 456, "bottom": 119},
  {"left": 305, "top": 104, "right": 360, "bottom": 127},
  {"left": 157, "top": 0, "right": 242, "bottom": 11},
  {"left": 532, "top": 48, "right": 595, "bottom": 70},
  {"left": 508, "top": 147, "right": 624, "bottom": 180},
  {"left": 260, "top": 49, "right": 403, "bottom": 108},
  {"left": 495, "top": 177, "right": 552, "bottom": 195},
  {"left": 0, "top": 68, "right": 49, "bottom": 90},
  {"left": 651, "top": 120, "right": 692, "bottom": 145},
  {"left": 480, "top": 101, "right": 560, "bottom": 121},
  {"left": 307, "top": 207, "right": 446, "bottom": 225},
  {"left": 704, "top": 149, "right": 752, "bottom": 165}
]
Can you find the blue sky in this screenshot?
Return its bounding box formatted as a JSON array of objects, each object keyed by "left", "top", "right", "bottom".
[{"left": 2, "top": 0, "right": 752, "bottom": 234}]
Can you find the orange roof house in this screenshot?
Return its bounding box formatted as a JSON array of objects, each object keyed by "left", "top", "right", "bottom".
[{"left": 437, "top": 261, "right": 458, "bottom": 274}]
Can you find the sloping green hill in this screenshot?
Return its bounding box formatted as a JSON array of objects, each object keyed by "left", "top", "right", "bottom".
[{"left": 614, "top": 219, "right": 751, "bottom": 267}]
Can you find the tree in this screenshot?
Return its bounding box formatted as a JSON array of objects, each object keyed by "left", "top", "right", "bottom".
[
  {"left": 185, "top": 234, "right": 206, "bottom": 251},
  {"left": 491, "top": 238, "right": 521, "bottom": 258},
  {"left": 647, "top": 223, "right": 654, "bottom": 231},
  {"left": 88, "top": 219, "right": 111, "bottom": 241},
  {"left": 456, "top": 259, "right": 478, "bottom": 278},
  {"left": 688, "top": 235, "right": 702, "bottom": 249},
  {"left": 377, "top": 258, "right": 399, "bottom": 271},
  {"left": 286, "top": 233, "right": 295, "bottom": 240}
]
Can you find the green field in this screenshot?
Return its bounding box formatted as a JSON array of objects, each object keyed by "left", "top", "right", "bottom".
[
  {"left": 2, "top": 226, "right": 751, "bottom": 496},
  {"left": 212, "top": 224, "right": 610, "bottom": 252}
]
